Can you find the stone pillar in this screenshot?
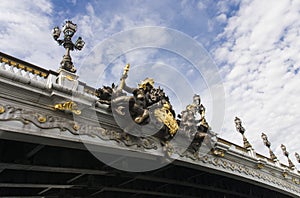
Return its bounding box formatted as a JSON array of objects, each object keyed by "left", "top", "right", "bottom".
[{"left": 57, "top": 69, "right": 79, "bottom": 90}]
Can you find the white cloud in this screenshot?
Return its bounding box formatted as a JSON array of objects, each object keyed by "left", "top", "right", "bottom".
[
  {"left": 214, "top": 0, "right": 300, "bottom": 168},
  {"left": 217, "top": 0, "right": 240, "bottom": 14},
  {"left": 216, "top": 13, "right": 227, "bottom": 23},
  {"left": 71, "top": 2, "right": 170, "bottom": 85},
  {"left": 197, "top": 2, "right": 207, "bottom": 10},
  {"left": 0, "top": 0, "right": 63, "bottom": 71}
]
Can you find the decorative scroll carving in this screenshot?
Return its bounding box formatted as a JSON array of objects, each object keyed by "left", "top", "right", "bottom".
[
  {"left": 0, "top": 104, "right": 80, "bottom": 134},
  {"left": 0, "top": 104, "right": 158, "bottom": 150},
  {"left": 199, "top": 154, "right": 300, "bottom": 194},
  {"left": 0, "top": 103, "right": 299, "bottom": 194}
]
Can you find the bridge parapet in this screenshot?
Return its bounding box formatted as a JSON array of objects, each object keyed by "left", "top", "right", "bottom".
[
  {"left": 0, "top": 51, "right": 98, "bottom": 102},
  {"left": 0, "top": 51, "right": 299, "bottom": 197},
  {"left": 0, "top": 52, "right": 55, "bottom": 82}
]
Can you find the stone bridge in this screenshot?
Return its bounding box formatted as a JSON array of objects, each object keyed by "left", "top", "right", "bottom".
[{"left": 0, "top": 51, "right": 299, "bottom": 197}]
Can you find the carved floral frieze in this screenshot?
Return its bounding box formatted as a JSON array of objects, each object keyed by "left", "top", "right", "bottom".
[{"left": 0, "top": 104, "right": 158, "bottom": 150}]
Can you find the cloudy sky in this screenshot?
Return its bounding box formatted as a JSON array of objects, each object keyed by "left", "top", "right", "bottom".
[{"left": 0, "top": 0, "right": 299, "bottom": 169}]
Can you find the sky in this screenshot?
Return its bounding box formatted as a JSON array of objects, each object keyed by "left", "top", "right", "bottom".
[{"left": 0, "top": 0, "right": 299, "bottom": 169}]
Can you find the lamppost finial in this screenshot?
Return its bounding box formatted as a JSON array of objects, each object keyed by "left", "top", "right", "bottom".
[
  {"left": 295, "top": 152, "right": 300, "bottom": 163},
  {"left": 261, "top": 133, "right": 278, "bottom": 161},
  {"left": 234, "top": 117, "right": 252, "bottom": 149},
  {"left": 281, "top": 144, "right": 295, "bottom": 170},
  {"left": 52, "top": 21, "right": 85, "bottom": 73}
]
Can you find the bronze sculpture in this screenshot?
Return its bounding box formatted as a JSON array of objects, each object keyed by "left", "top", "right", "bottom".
[
  {"left": 97, "top": 64, "right": 178, "bottom": 141},
  {"left": 96, "top": 64, "right": 217, "bottom": 158},
  {"left": 176, "top": 94, "right": 216, "bottom": 157}
]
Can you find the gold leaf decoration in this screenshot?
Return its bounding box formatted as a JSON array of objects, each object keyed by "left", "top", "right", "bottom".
[
  {"left": 0, "top": 105, "right": 5, "bottom": 114},
  {"left": 37, "top": 115, "right": 47, "bottom": 123}
]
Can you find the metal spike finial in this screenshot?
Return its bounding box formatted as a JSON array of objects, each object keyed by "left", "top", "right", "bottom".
[
  {"left": 295, "top": 152, "right": 300, "bottom": 163},
  {"left": 281, "top": 144, "right": 295, "bottom": 169},
  {"left": 234, "top": 117, "right": 252, "bottom": 149},
  {"left": 261, "top": 133, "right": 278, "bottom": 161}
]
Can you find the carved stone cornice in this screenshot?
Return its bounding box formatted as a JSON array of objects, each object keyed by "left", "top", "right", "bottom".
[
  {"left": 0, "top": 104, "right": 158, "bottom": 150},
  {"left": 195, "top": 154, "right": 300, "bottom": 195}
]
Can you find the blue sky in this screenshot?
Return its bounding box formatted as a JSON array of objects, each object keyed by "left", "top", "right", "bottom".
[
  {"left": 1, "top": 0, "right": 300, "bottom": 169},
  {"left": 53, "top": 0, "right": 225, "bottom": 44}
]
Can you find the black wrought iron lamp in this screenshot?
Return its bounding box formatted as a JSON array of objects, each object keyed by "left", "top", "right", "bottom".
[{"left": 52, "top": 21, "right": 85, "bottom": 73}]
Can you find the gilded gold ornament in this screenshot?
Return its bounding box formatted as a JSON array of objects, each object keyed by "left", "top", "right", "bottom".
[
  {"left": 18, "top": 64, "right": 25, "bottom": 69},
  {"left": 73, "top": 123, "right": 80, "bottom": 131},
  {"left": 37, "top": 115, "right": 47, "bottom": 123},
  {"left": 138, "top": 78, "right": 154, "bottom": 90},
  {"left": 54, "top": 101, "right": 81, "bottom": 115},
  {"left": 154, "top": 102, "right": 178, "bottom": 136},
  {"left": 292, "top": 177, "right": 297, "bottom": 184},
  {"left": 0, "top": 105, "right": 5, "bottom": 114},
  {"left": 282, "top": 172, "right": 288, "bottom": 178},
  {"left": 257, "top": 163, "right": 264, "bottom": 169},
  {"left": 65, "top": 75, "right": 75, "bottom": 81},
  {"left": 212, "top": 149, "right": 225, "bottom": 157},
  {"left": 73, "top": 110, "right": 81, "bottom": 115},
  {"left": 1, "top": 57, "right": 9, "bottom": 63}
]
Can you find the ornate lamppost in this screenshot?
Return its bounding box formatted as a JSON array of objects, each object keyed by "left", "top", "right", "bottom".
[
  {"left": 295, "top": 152, "right": 300, "bottom": 163},
  {"left": 234, "top": 117, "right": 252, "bottom": 149},
  {"left": 261, "top": 133, "right": 278, "bottom": 162},
  {"left": 52, "top": 21, "right": 85, "bottom": 73},
  {"left": 281, "top": 144, "right": 295, "bottom": 169}
]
